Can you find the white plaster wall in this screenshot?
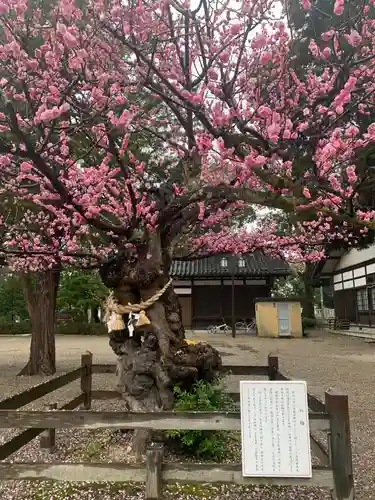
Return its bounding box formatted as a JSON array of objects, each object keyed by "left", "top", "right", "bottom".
[{"left": 335, "top": 245, "right": 375, "bottom": 270}]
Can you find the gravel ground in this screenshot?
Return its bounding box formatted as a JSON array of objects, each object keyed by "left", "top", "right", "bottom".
[{"left": 0, "top": 330, "right": 373, "bottom": 499}]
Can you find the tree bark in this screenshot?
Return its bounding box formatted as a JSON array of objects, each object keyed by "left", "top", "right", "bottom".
[
  {"left": 302, "top": 263, "right": 315, "bottom": 319},
  {"left": 18, "top": 269, "right": 61, "bottom": 376},
  {"left": 100, "top": 239, "right": 221, "bottom": 457}
]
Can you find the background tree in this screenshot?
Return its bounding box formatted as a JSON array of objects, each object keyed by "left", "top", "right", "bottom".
[
  {"left": 57, "top": 270, "right": 108, "bottom": 321},
  {"left": 277, "top": 0, "right": 375, "bottom": 319},
  {"left": 19, "top": 269, "right": 60, "bottom": 374},
  {"left": 0, "top": 271, "right": 28, "bottom": 321},
  {"left": 286, "top": 0, "right": 375, "bottom": 224},
  {"left": 272, "top": 263, "right": 305, "bottom": 297},
  {"left": 0, "top": 196, "right": 67, "bottom": 374}
]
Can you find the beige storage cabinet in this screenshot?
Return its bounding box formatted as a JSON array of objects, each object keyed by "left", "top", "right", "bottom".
[{"left": 255, "top": 298, "right": 303, "bottom": 338}]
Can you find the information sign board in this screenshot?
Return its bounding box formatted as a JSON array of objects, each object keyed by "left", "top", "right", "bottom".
[{"left": 240, "top": 380, "right": 312, "bottom": 478}]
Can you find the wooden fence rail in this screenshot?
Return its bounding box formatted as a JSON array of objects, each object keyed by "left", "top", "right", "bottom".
[
  {"left": 0, "top": 394, "right": 84, "bottom": 461},
  {"left": 92, "top": 363, "right": 271, "bottom": 377},
  {"left": 0, "top": 352, "right": 87, "bottom": 461},
  {"left": 0, "top": 352, "right": 354, "bottom": 500},
  {"left": 0, "top": 461, "right": 334, "bottom": 488},
  {"left": 0, "top": 367, "right": 82, "bottom": 410},
  {"left": 0, "top": 409, "right": 331, "bottom": 432}
]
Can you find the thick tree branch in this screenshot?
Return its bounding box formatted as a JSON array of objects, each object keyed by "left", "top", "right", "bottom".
[{"left": 3, "top": 100, "right": 132, "bottom": 237}]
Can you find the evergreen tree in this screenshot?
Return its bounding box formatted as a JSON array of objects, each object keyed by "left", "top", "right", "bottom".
[{"left": 57, "top": 270, "right": 108, "bottom": 321}]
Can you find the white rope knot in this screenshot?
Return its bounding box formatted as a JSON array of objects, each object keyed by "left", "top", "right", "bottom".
[{"left": 104, "top": 278, "right": 173, "bottom": 334}]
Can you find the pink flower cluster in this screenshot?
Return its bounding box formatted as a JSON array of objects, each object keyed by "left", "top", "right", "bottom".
[
  {"left": 334, "top": 0, "right": 344, "bottom": 16},
  {"left": 0, "top": 0, "right": 374, "bottom": 270}
]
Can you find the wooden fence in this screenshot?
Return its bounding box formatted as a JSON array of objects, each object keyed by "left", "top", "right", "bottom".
[
  {"left": 315, "top": 308, "right": 335, "bottom": 320},
  {"left": 327, "top": 318, "right": 351, "bottom": 331},
  {"left": 0, "top": 352, "right": 354, "bottom": 500}
]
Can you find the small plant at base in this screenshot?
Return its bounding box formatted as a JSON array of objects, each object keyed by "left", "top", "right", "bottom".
[
  {"left": 83, "top": 440, "right": 104, "bottom": 460},
  {"left": 166, "top": 378, "right": 236, "bottom": 460}
]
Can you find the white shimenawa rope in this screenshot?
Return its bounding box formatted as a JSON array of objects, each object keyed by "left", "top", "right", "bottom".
[{"left": 104, "top": 278, "right": 173, "bottom": 333}]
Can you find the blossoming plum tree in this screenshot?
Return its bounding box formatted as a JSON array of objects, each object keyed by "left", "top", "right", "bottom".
[{"left": 1, "top": 0, "right": 375, "bottom": 447}]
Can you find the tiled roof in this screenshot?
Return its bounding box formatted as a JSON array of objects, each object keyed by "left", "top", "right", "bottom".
[
  {"left": 310, "top": 248, "right": 345, "bottom": 281},
  {"left": 170, "top": 252, "right": 290, "bottom": 278}
]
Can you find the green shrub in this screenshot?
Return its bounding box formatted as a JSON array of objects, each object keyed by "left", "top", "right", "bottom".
[
  {"left": 0, "top": 319, "right": 31, "bottom": 335},
  {"left": 302, "top": 317, "right": 317, "bottom": 330},
  {"left": 166, "top": 379, "right": 235, "bottom": 460},
  {"left": 0, "top": 319, "right": 107, "bottom": 335}
]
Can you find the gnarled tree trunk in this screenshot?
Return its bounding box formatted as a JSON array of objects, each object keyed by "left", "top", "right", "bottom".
[
  {"left": 100, "top": 237, "right": 221, "bottom": 456},
  {"left": 19, "top": 269, "right": 61, "bottom": 376}
]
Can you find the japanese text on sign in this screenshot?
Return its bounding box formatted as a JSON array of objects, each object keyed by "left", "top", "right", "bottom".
[{"left": 240, "top": 381, "right": 312, "bottom": 478}]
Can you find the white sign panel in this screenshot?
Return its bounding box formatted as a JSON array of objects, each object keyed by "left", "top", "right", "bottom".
[{"left": 240, "top": 381, "right": 312, "bottom": 478}]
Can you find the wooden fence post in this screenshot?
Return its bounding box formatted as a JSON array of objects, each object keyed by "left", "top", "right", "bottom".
[
  {"left": 268, "top": 354, "right": 279, "bottom": 380},
  {"left": 81, "top": 351, "right": 93, "bottom": 410},
  {"left": 39, "top": 403, "right": 57, "bottom": 454},
  {"left": 146, "top": 442, "right": 164, "bottom": 500},
  {"left": 327, "top": 430, "right": 332, "bottom": 464},
  {"left": 325, "top": 390, "right": 354, "bottom": 500}
]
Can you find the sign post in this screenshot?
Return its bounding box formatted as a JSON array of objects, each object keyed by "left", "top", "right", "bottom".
[{"left": 240, "top": 380, "right": 312, "bottom": 478}]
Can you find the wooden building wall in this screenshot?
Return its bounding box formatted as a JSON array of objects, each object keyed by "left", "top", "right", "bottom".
[
  {"left": 178, "top": 296, "right": 192, "bottom": 328},
  {"left": 174, "top": 278, "right": 271, "bottom": 329},
  {"left": 332, "top": 256, "right": 375, "bottom": 326},
  {"left": 333, "top": 289, "right": 357, "bottom": 323}
]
